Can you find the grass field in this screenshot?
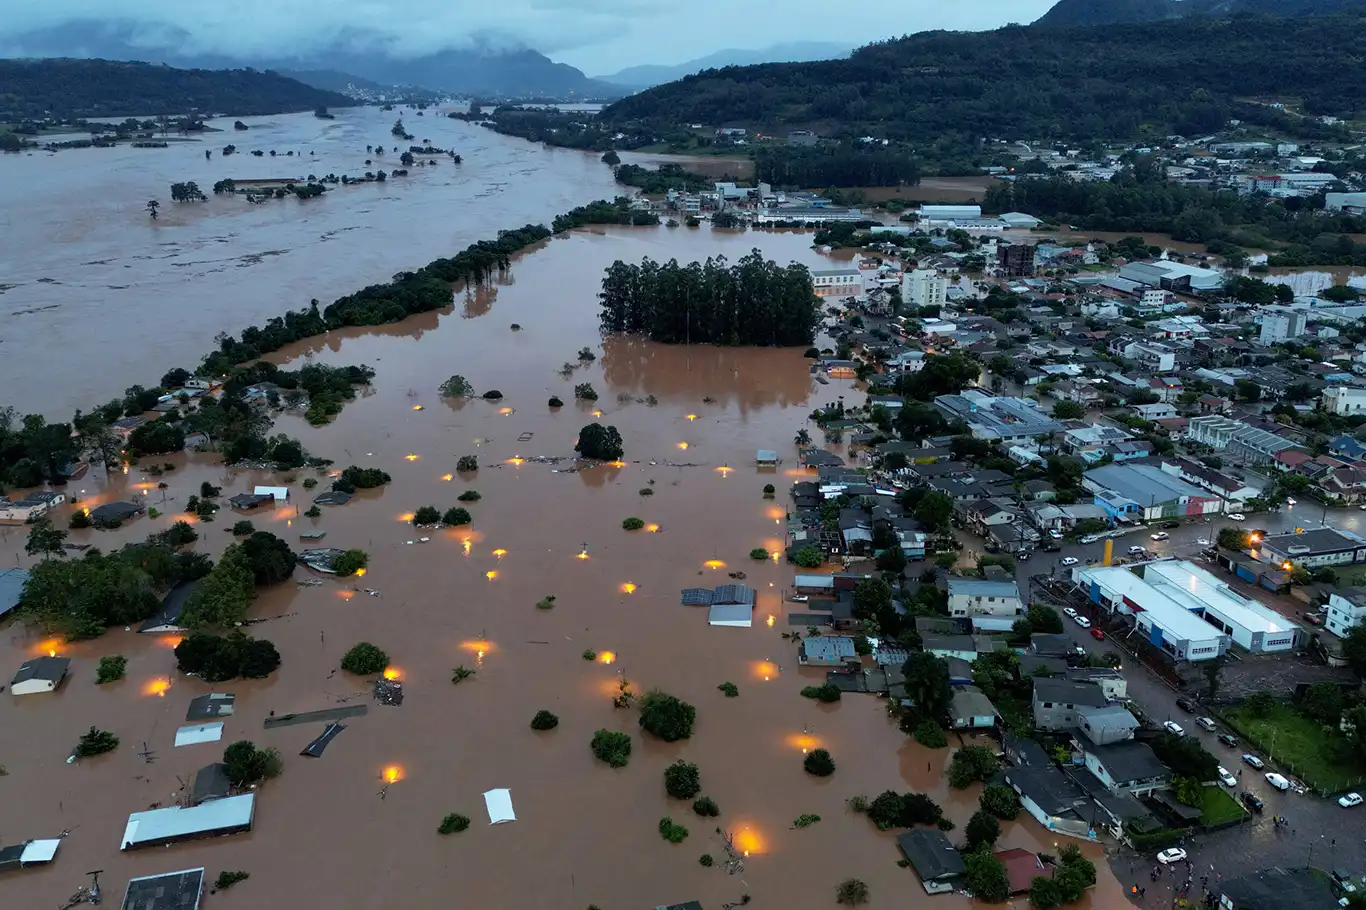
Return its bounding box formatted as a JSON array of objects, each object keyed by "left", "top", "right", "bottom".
[
  {"left": 1222, "top": 703, "right": 1366, "bottom": 794},
  {"left": 1198, "top": 786, "right": 1246, "bottom": 826}
]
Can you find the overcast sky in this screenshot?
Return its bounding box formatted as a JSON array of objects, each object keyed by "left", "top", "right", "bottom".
[{"left": 0, "top": 0, "right": 1059, "bottom": 73}]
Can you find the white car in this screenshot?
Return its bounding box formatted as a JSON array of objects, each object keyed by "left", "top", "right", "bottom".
[
  {"left": 1061, "top": 557, "right": 1080, "bottom": 567},
  {"left": 1197, "top": 538, "right": 1211, "bottom": 546},
  {"left": 1151, "top": 532, "right": 1170, "bottom": 541},
  {"left": 1228, "top": 513, "right": 1246, "bottom": 521},
  {"left": 1218, "top": 767, "right": 1237, "bottom": 787},
  {"left": 789, "top": 594, "right": 809, "bottom": 603},
  {"left": 1340, "top": 792, "right": 1363, "bottom": 808},
  {"left": 1079, "top": 535, "right": 1100, "bottom": 544},
  {"left": 1075, "top": 616, "right": 1092, "bottom": 629},
  {"left": 1128, "top": 546, "right": 1147, "bottom": 555},
  {"left": 1049, "top": 529, "right": 1064, "bottom": 539},
  {"left": 1157, "top": 848, "right": 1188, "bottom": 865},
  {"left": 1162, "top": 720, "right": 1184, "bottom": 736},
  {"left": 1064, "top": 607, "right": 1078, "bottom": 619},
  {"left": 1265, "top": 772, "right": 1290, "bottom": 791},
  {"left": 1286, "top": 497, "right": 1297, "bottom": 506}
]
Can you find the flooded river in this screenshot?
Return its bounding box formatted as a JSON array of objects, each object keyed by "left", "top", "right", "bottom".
[{"left": 0, "top": 117, "right": 1125, "bottom": 910}]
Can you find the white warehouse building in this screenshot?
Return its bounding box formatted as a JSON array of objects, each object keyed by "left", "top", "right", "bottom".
[
  {"left": 1072, "top": 565, "right": 1228, "bottom": 662},
  {"left": 1141, "top": 561, "right": 1299, "bottom": 653}
]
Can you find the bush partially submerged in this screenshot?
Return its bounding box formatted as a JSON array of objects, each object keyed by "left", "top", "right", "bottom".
[
  {"left": 639, "top": 690, "right": 696, "bottom": 742},
  {"left": 95, "top": 654, "right": 127, "bottom": 684},
  {"left": 913, "top": 720, "right": 948, "bottom": 748},
  {"left": 622, "top": 517, "right": 645, "bottom": 530},
  {"left": 800, "top": 683, "right": 841, "bottom": 703},
  {"left": 75, "top": 727, "right": 119, "bottom": 757},
  {"left": 214, "top": 871, "right": 250, "bottom": 890},
  {"left": 175, "top": 632, "right": 281, "bottom": 682},
  {"left": 836, "top": 879, "right": 869, "bottom": 906},
  {"left": 340, "top": 642, "right": 389, "bottom": 675},
  {"left": 457, "top": 490, "right": 481, "bottom": 502},
  {"left": 442, "top": 507, "right": 472, "bottom": 526},
  {"left": 591, "top": 729, "right": 631, "bottom": 767},
  {"left": 803, "top": 748, "right": 836, "bottom": 777},
  {"left": 438, "top": 812, "right": 471, "bottom": 834},
  {"left": 531, "top": 710, "right": 559, "bottom": 730},
  {"left": 222, "top": 739, "right": 281, "bottom": 786},
  {"left": 658, "top": 817, "right": 688, "bottom": 844},
  {"left": 664, "top": 760, "right": 701, "bottom": 799},
  {"left": 456, "top": 455, "right": 478, "bottom": 472},
  {"left": 412, "top": 506, "right": 441, "bottom": 525},
  {"left": 692, "top": 796, "right": 719, "bottom": 817},
  {"left": 717, "top": 681, "right": 739, "bottom": 697}
]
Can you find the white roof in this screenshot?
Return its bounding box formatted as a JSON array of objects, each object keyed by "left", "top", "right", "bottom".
[
  {"left": 1143, "top": 561, "right": 1295, "bottom": 635},
  {"left": 1076, "top": 566, "right": 1225, "bottom": 643},
  {"left": 793, "top": 574, "right": 835, "bottom": 589},
  {"left": 708, "top": 603, "right": 753, "bottom": 627},
  {"left": 121, "top": 793, "right": 255, "bottom": 849},
  {"left": 174, "top": 722, "right": 225, "bottom": 747},
  {"left": 483, "top": 788, "right": 516, "bottom": 824},
  {"left": 253, "top": 486, "right": 289, "bottom": 500},
  {"left": 20, "top": 839, "right": 61, "bottom": 864}
]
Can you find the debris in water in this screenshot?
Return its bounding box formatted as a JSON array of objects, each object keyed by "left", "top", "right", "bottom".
[
  {"left": 373, "top": 678, "right": 404, "bottom": 706},
  {"left": 364, "top": 589, "right": 380, "bottom": 597},
  {"left": 300, "top": 722, "right": 347, "bottom": 757}
]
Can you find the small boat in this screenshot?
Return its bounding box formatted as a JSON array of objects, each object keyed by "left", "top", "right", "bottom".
[{"left": 299, "top": 530, "right": 327, "bottom": 540}]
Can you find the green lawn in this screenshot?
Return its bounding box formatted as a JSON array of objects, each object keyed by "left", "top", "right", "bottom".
[
  {"left": 1222, "top": 704, "right": 1366, "bottom": 793},
  {"left": 1197, "top": 786, "right": 1245, "bottom": 826}
]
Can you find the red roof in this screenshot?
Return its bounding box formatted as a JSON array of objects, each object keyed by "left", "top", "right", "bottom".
[
  {"left": 1274, "top": 450, "right": 1312, "bottom": 467},
  {"left": 994, "top": 848, "right": 1054, "bottom": 894}
]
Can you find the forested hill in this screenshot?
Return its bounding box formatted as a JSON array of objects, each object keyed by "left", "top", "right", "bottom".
[
  {"left": 600, "top": 13, "right": 1366, "bottom": 142},
  {"left": 1035, "top": 0, "right": 1366, "bottom": 27},
  {"left": 0, "top": 59, "right": 356, "bottom": 120}
]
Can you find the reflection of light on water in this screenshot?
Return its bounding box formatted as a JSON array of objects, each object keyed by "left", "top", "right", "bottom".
[
  {"left": 143, "top": 677, "right": 171, "bottom": 697},
  {"left": 383, "top": 765, "right": 404, "bottom": 783},
  {"left": 355, "top": 568, "right": 367, "bottom": 577},
  {"left": 383, "top": 667, "right": 402, "bottom": 681},
  {"left": 715, "top": 466, "right": 733, "bottom": 476},
  {"left": 398, "top": 512, "right": 415, "bottom": 523},
  {"left": 441, "top": 473, "right": 454, "bottom": 482},
  {"left": 592, "top": 409, "right": 604, "bottom": 418},
  {"left": 492, "top": 548, "right": 507, "bottom": 559},
  {"left": 597, "top": 651, "right": 616, "bottom": 665},
  {"left": 337, "top": 590, "right": 355, "bottom": 600},
  {"left": 498, "top": 407, "right": 514, "bottom": 415},
  {"left": 505, "top": 457, "right": 525, "bottom": 466},
  {"left": 34, "top": 638, "right": 64, "bottom": 658},
  {"left": 411, "top": 405, "right": 424, "bottom": 411},
  {"left": 162, "top": 636, "right": 184, "bottom": 649},
  {"left": 620, "top": 582, "right": 637, "bottom": 594},
  {"left": 766, "top": 506, "right": 785, "bottom": 520},
  {"left": 676, "top": 442, "right": 689, "bottom": 450},
  {"left": 461, "top": 640, "right": 494, "bottom": 655},
  {"left": 734, "top": 826, "right": 765, "bottom": 856},
  {"left": 786, "top": 733, "right": 821, "bottom": 753},
  {"left": 766, "top": 615, "right": 775, "bottom": 627},
  {"left": 645, "top": 524, "right": 660, "bottom": 533},
  {"left": 753, "top": 660, "right": 779, "bottom": 681},
  {"left": 686, "top": 414, "right": 697, "bottom": 421},
  {"left": 463, "top": 539, "right": 472, "bottom": 556},
  {"left": 704, "top": 559, "right": 726, "bottom": 570},
  {"left": 608, "top": 460, "right": 626, "bottom": 468},
  {"left": 576, "top": 549, "right": 589, "bottom": 560},
  {"left": 485, "top": 570, "right": 498, "bottom": 580},
  {"left": 404, "top": 453, "right": 419, "bottom": 461}
]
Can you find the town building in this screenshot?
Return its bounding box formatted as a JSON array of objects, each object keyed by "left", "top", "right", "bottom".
[
  {"left": 1255, "top": 528, "right": 1366, "bottom": 569},
  {"left": 919, "top": 204, "right": 982, "bottom": 224},
  {"left": 1259, "top": 310, "right": 1307, "bottom": 344},
  {"left": 1083, "top": 463, "right": 1222, "bottom": 522},
  {"left": 1083, "top": 742, "right": 1170, "bottom": 797},
  {"left": 1119, "top": 261, "right": 1223, "bottom": 294},
  {"left": 1217, "top": 867, "right": 1343, "bottom": 910},
  {"left": 1003, "top": 766, "right": 1099, "bottom": 841},
  {"left": 1322, "top": 386, "right": 1366, "bottom": 416},
  {"left": 1326, "top": 191, "right": 1366, "bottom": 213},
  {"left": 1185, "top": 415, "right": 1301, "bottom": 464},
  {"left": 949, "top": 686, "right": 999, "bottom": 730},
  {"left": 797, "top": 636, "right": 858, "bottom": 667},
  {"left": 0, "top": 490, "right": 66, "bottom": 522},
  {"left": 1066, "top": 667, "right": 1126, "bottom": 701},
  {"left": 1325, "top": 590, "right": 1366, "bottom": 640},
  {"left": 1075, "top": 703, "right": 1139, "bottom": 746},
  {"left": 0, "top": 837, "right": 61, "bottom": 872},
  {"left": 1071, "top": 565, "right": 1231, "bottom": 662},
  {"left": 999, "top": 212, "right": 1043, "bottom": 229},
  {"left": 934, "top": 391, "right": 1062, "bottom": 444},
  {"left": 902, "top": 268, "right": 948, "bottom": 309},
  {"left": 1032, "top": 677, "right": 1109, "bottom": 731},
  {"left": 810, "top": 268, "right": 863, "bottom": 298},
  {"left": 897, "top": 828, "right": 966, "bottom": 894},
  {"left": 1123, "top": 341, "right": 1176, "bottom": 372},
  {"left": 946, "top": 578, "right": 1022, "bottom": 630},
  {"left": 1159, "top": 458, "right": 1263, "bottom": 503},
  {"left": 997, "top": 243, "right": 1036, "bottom": 278}
]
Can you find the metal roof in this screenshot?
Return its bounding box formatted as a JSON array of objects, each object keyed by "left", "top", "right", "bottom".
[
  {"left": 121, "top": 793, "right": 255, "bottom": 850},
  {"left": 119, "top": 868, "right": 205, "bottom": 910},
  {"left": 1085, "top": 462, "right": 1210, "bottom": 506},
  {"left": 12, "top": 656, "right": 70, "bottom": 684},
  {"left": 174, "top": 723, "right": 224, "bottom": 747},
  {"left": 1143, "top": 561, "right": 1295, "bottom": 636},
  {"left": 680, "top": 588, "right": 714, "bottom": 606},
  {"left": 0, "top": 567, "right": 29, "bottom": 617},
  {"left": 947, "top": 579, "right": 1019, "bottom": 598},
  {"left": 1087, "top": 741, "right": 1168, "bottom": 783}
]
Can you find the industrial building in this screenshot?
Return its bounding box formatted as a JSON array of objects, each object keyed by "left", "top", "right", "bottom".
[
  {"left": 934, "top": 391, "right": 1062, "bottom": 444},
  {"left": 1071, "top": 565, "right": 1230, "bottom": 662},
  {"left": 1141, "top": 561, "right": 1298, "bottom": 653},
  {"left": 1255, "top": 528, "right": 1366, "bottom": 569},
  {"left": 1082, "top": 463, "right": 1222, "bottom": 522}
]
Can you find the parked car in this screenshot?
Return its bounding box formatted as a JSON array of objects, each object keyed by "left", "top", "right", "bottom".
[
  {"left": 1241, "top": 753, "right": 1265, "bottom": 769},
  {"left": 789, "top": 594, "right": 809, "bottom": 603},
  {"left": 1333, "top": 871, "right": 1358, "bottom": 896},
  {"left": 1304, "top": 613, "right": 1322, "bottom": 626},
  {"left": 1228, "top": 513, "right": 1246, "bottom": 521},
  {"left": 1151, "top": 532, "right": 1170, "bottom": 541},
  {"left": 1161, "top": 520, "right": 1181, "bottom": 529},
  {"left": 1049, "top": 529, "right": 1064, "bottom": 539},
  {"left": 1218, "top": 767, "right": 1237, "bottom": 787},
  {"left": 1241, "top": 792, "right": 1264, "bottom": 813},
  {"left": 1163, "top": 721, "right": 1185, "bottom": 735},
  {"left": 1340, "top": 792, "right": 1363, "bottom": 808},
  {"left": 1157, "top": 848, "right": 1188, "bottom": 865},
  {"left": 1018, "top": 551, "right": 1031, "bottom": 562},
  {"left": 1218, "top": 733, "right": 1238, "bottom": 748},
  {"left": 1176, "top": 697, "right": 1196, "bottom": 713},
  {"left": 1043, "top": 542, "right": 1061, "bottom": 552},
  {"left": 1196, "top": 717, "right": 1217, "bottom": 732},
  {"left": 1061, "top": 557, "right": 1080, "bottom": 567},
  {"left": 1265, "top": 772, "right": 1290, "bottom": 791},
  {"left": 1197, "top": 537, "right": 1211, "bottom": 546},
  {"left": 1064, "top": 607, "right": 1078, "bottom": 619},
  {"left": 1128, "top": 546, "right": 1147, "bottom": 556},
  {"left": 1079, "top": 535, "right": 1101, "bottom": 544},
  {"left": 1091, "top": 627, "right": 1106, "bottom": 640},
  {"left": 1075, "top": 616, "right": 1092, "bottom": 629}
]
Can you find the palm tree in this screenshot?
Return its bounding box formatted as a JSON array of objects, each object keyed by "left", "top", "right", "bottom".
[
  {"left": 145, "top": 200, "right": 159, "bottom": 220},
  {"left": 794, "top": 428, "right": 812, "bottom": 447}
]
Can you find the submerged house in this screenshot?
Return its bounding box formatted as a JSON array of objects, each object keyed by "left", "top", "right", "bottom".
[
  {"left": 139, "top": 579, "right": 201, "bottom": 634},
  {"left": 10, "top": 656, "right": 70, "bottom": 695},
  {"left": 897, "top": 828, "right": 966, "bottom": 894},
  {"left": 119, "top": 868, "right": 205, "bottom": 910},
  {"left": 120, "top": 793, "right": 256, "bottom": 850}
]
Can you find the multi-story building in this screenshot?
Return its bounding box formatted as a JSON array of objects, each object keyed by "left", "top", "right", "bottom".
[
  {"left": 997, "top": 244, "right": 1036, "bottom": 278},
  {"left": 1322, "top": 387, "right": 1366, "bottom": 416},
  {"left": 810, "top": 268, "right": 863, "bottom": 298},
  {"left": 902, "top": 268, "right": 948, "bottom": 309},
  {"left": 1325, "top": 590, "right": 1366, "bottom": 640},
  {"left": 1123, "top": 342, "right": 1176, "bottom": 372},
  {"left": 1259, "top": 311, "right": 1307, "bottom": 344},
  {"left": 1185, "top": 415, "right": 1302, "bottom": 464},
  {"left": 1255, "top": 529, "right": 1366, "bottom": 570}
]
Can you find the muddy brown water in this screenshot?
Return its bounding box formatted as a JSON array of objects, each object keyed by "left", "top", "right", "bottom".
[{"left": 0, "top": 135, "right": 1125, "bottom": 909}]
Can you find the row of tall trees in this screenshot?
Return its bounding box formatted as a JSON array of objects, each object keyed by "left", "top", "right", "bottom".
[
  {"left": 755, "top": 146, "right": 922, "bottom": 188},
  {"left": 598, "top": 250, "right": 820, "bottom": 347}
]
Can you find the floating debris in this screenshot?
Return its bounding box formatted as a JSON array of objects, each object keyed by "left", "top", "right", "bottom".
[
  {"left": 300, "top": 722, "right": 347, "bottom": 757},
  {"left": 297, "top": 578, "right": 323, "bottom": 587},
  {"left": 263, "top": 705, "right": 368, "bottom": 729},
  {"left": 373, "top": 678, "right": 404, "bottom": 706}
]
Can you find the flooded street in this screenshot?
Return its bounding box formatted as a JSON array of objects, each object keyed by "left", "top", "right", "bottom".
[
  {"left": 0, "top": 130, "right": 1131, "bottom": 907},
  {"left": 0, "top": 107, "right": 622, "bottom": 417}
]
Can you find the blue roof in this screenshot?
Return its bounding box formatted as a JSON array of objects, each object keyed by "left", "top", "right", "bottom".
[
  {"left": 0, "top": 568, "right": 29, "bottom": 618},
  {"left": 1331, "top": 435, "right": 1366, "bottom": 459}
]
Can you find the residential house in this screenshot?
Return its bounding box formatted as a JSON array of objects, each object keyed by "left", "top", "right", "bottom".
[
  {"left": 1159, "top": 458, "right": 1263, "bottom": 503},
  {"left": 88, "top": 501, "right": 145, "bottom": 524},
  {"left": 1065, "top": 667, "right": 1126, "bottom": 701},
  {"left": 1123, "top": 342, "right": 1176, "bottom": 372},
  {"left": 109, "top": 415, "right": 148, "bottom": 439},
  {"left": 0, "top": 490, "right": 66, "bottom": 522},
  {"left": 1147, "top": 377, "right": 1184, "bottom": 404},
  {"left": 798, "top": 636, "right": 859, "bottom": 667},
  {"left": 10, "top": 656, "right": 71, "bottom": 695},
  {"left": 923, "top": 634, "right": 1003, "bottom": 662},
  {"left": 1032, "top": 677, "right": 1109, "bottom": 731},
  {"left": 139, "top": 580, "right": 202, "bottom": 634},
  {"left": 1003, "top": 766, "right": 1098, "bottom": 840},
  {"left": 949, "top": 686, "right": 999, "bottom": 730},
  {"left": 1256, "top": 528, "right": 1366, "bottom": 569},
  {"left": 995, "top": 849, "right": 1055, "bottom": 896},
  {"left": 1325, "top": 590, "right": 1366, "bottom": 639},
  {"left": 934, "top": 391, "right": 1063, "bottom": 444},
  {"left": 962, "top": 500, "right": 1018, "bottom": 536},
  {"left": 1083, "top": 741, "right": 1170, "bottom": 796},
  {"left": 896, "top": 828, "right": 966, "bottom": 894},
  {"left": 1075, "top": 703, "right": 1139, "bottom": 746},
  {"left": 1132, "top": 403, "right": 1177, "bottom": 421},
  {"left": 947, "top": 578, "right": 1022, "bottom": 629},
  {"left": 1187, "top": 415, "right": 1302, "bottom": 464},
  {"left": 1030, "top": 633, "right": 1079, "bottom": 659}
]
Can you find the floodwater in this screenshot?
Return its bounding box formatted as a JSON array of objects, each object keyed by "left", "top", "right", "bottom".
[
  {"left": 0, "top": 220, "right": 1124, "bottom": 909},
  {"left": 0, "top": 106, "right": 622, "bottom": 418}
]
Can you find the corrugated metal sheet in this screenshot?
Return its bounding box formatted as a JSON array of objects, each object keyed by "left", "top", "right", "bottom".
[{"left": 174, "top": 723, "right": 224, "bottom": 747}]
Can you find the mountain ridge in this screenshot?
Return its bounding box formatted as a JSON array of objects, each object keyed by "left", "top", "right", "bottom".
[
  {"left": 597, "top": 42, "right": 851, "bottom": 89},
  {"left": 1034, "top": 0, "right": 1366, "bottom": 27}
]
